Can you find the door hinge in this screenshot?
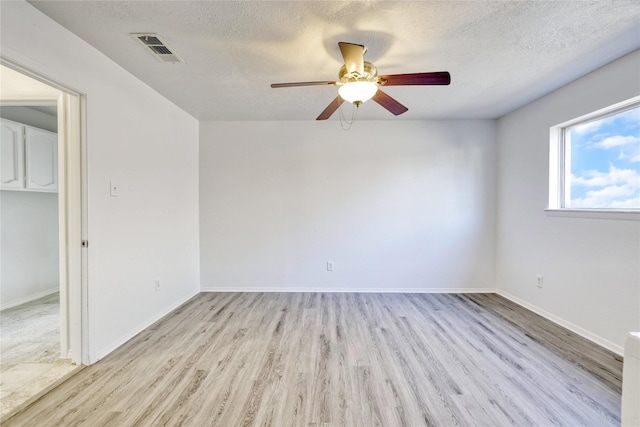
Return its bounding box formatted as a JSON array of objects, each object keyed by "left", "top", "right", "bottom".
[{"left": 81, "top": 240, "right": 89, "bottom": 248}]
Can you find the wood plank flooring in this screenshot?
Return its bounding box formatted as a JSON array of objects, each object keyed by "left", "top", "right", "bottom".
[
  {"left": 0, "top": 293, "right": 78, "bottom": 418},
  {"left": 4, "top": 293, "right": 622, "bottom": 427}
]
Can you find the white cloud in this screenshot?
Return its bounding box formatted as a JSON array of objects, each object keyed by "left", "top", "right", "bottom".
[
  {"left": 570, "top": 164, "right": 640, "bottom": 208},
  {"left": 570, "top": 184, "right": 639, "bottom": 208},
  {"left": 571, "top": 165, "right": 639, "bottom": 187},
  {"left": 621, "top": 151, "right": 640, "bottom": 163},
  {"left": 609, "top": 198, "right": 640, "bottom": 209},
  {"left": 595, "top": 135, "right": 640, "bottom": 149}
]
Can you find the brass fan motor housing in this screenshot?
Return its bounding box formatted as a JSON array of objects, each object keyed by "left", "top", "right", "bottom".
[{"left": 339, "top": 61, "right": 378, "bottom": 83}]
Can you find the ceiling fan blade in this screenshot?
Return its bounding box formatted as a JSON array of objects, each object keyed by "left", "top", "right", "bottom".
[
  {"left": 378, "top": 72, "right": 451, "bottom": 86},
  {"left": 338, "top": 42, "right": 365, "bottom": 76},
  {"left": 271, "top": 81, "right": 337, "bottom": 88},
  {"left": 316, "top": 96, "right": 344, "bottom": 120},
  {"left": 372, "top": 90, "right": 408, "bottom": 116}
]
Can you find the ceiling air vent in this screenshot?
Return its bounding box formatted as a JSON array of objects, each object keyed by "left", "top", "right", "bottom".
[{"left": 131, "top": 33, "right": 184, "bottom": 64}]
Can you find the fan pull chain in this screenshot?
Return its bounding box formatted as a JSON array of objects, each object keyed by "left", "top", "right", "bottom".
[{"left": 339, "top": 102, "right": 359, "bottom": 131}]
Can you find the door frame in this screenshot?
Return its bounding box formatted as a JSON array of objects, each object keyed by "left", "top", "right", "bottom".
[{"left": 1, "top": 57, "right": 88, "bottom": 365}]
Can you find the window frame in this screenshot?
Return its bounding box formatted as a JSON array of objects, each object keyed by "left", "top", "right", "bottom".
[{"left": 547, "top": 96, "right": 640, "bottom": 221}]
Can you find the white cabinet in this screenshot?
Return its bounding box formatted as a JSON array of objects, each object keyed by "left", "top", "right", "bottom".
[
  {"left": 25, "top": 127, "right": 58, "bottom": 192},
  {"left": 0, "top": 119, "right": 57, "bottom": 193},
  {"left": 1, "top": 120, "right": 24, "bottom": 189}
]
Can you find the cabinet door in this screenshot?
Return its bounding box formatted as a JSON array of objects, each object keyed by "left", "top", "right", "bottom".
[
  {"left": 25, "top": 127, "right": 58, "bottom": 192},
  {"left": 1, "top": 119, "right": 25, "bottom": 190}
]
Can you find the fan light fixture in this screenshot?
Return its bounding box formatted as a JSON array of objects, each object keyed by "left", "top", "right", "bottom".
[
  {"left": 338, "top": 81, "right": 378, "bottom": 105},
  {"left": 270, "top": 42, "right": 451, "bottom": 121}
]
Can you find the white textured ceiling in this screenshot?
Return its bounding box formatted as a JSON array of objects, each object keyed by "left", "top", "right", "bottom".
[{"left": 28, "top": 1, "right": 640, "bottom": 121}]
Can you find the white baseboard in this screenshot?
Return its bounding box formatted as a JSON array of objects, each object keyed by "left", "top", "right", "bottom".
[
  {"left": 90, "top": 289, "right": 199, "bottom": 364},
  {"left": 200, "top": 286, "right": 497, "bottom": 294},
  {"left": 0, "top": 288, "right": 58, "bottom": 311},
  {"left": 496, "top": 289, "right": 624, "bottom": 356}
]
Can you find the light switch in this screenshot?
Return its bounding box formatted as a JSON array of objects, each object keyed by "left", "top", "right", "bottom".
[{"left": 110, "top": 181, "right": 119, "bottom": 197}]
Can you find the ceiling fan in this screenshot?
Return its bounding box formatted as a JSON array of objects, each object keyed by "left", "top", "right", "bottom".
[{"left": 271, "top": 42, "right": 451, "bottom": 120}]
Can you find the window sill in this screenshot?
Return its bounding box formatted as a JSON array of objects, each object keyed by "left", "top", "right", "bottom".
[{"left": 545, "top": 209, "right": 640, "bottom": 221}]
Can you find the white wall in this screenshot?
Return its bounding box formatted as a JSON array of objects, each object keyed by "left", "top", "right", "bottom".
[
  {"left": 496, "top": 49, "right": 640, "bottom": 354},
  {"left": 0, "top": 191, "right": 58, "bottom": 309},
  {"left": 1, "top": 1, "right": 200, "bottom": 362},
  {"left": 1, "top": 108, "right": 59, "bottom": 309},
  {"left": 200, "top": 120, "right": 496, "bottom": 292},
  {"left": 0, "top": 106, "right": 57, "bottom": 133}
]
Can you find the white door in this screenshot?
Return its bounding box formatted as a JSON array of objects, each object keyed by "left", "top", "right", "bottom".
[
  {"left": 1, "top": 119, "right": 24, "bottom": 189},
  {"left": 25, "top": 126, "right": 58, "bottom": 192}
]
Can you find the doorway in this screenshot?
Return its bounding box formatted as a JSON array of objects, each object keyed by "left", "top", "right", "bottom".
[{"left": 0, "top": 62, "right": 85, "bottom": 419}]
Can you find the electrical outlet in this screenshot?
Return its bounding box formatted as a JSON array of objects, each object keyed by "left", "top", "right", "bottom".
[
  {"left": 327, "top": 261, "right": 334, "bottom": 271},
  {"left": 155, "top": 278, "right": 161, "bottom": 291},
  {"left": 536, "top": 275, "right": 543, "bottom": 288}
]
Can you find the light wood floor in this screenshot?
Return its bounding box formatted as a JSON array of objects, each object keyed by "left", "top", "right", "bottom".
[
  {"left": 0, "top": 293, "right": 77, "bottom": 419},
  {"left": 4, "top": 292, "right": 622, "bottom": 426}
]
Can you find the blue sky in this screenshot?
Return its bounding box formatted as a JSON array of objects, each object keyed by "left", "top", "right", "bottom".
[{"left": 569, "top": 106, "right": 640, "bottom": 209}]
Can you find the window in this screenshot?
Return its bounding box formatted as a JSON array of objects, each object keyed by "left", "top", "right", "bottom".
[{"left": 549, "top": 97, "right": 640, "bottom": 219}]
